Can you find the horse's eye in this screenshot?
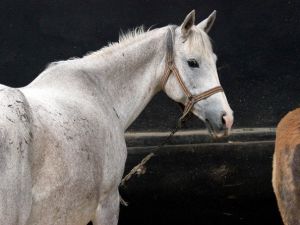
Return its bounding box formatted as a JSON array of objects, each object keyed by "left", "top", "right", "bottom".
[{"left": 187, "top": 59, "right": 199, "bottom": 68}]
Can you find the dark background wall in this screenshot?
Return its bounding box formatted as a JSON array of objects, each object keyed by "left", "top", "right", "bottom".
[
  {"left": 0, "top": 2, "right": 296, "bottom": 225},
  {"left": 0, "top": 0, "right": 299, "bottom": 131}
]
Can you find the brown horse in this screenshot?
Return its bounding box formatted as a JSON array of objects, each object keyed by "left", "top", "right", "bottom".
[{"left": 273, "top": 108, "right": 300, "bottom": 225}]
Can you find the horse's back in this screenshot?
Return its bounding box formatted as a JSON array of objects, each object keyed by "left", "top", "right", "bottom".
[
  {"left": 273, "top": 108, "right": 300, "bottom": 225},
  {"left": 0, "top": 85, "right": 33, "bottom": 225}
]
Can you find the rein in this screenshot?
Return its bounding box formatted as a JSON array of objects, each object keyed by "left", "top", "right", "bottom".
[{"left": 120, "top": 27, "right": 224, "bottom": 191}]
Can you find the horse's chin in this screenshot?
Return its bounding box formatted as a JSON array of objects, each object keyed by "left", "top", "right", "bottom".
[
  {"left": 191, "top": 110, "right": 230, "bottom": 139},
  {"left": 205, "top": 119, "right": 230, "bottom": 140}
]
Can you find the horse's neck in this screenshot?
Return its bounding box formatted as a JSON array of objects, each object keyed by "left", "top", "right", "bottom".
[{"left": 85, "top": 27, "right": 168, "bottom": 130}]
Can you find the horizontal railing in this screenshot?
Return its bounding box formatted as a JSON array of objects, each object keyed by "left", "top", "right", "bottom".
[{"left": 125, "top": 127, "right": 276, "bottom": 147}]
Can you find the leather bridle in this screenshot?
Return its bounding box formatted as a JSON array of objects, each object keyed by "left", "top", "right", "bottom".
[
  {"left": 120, "top": 28, "right": 225, "bottom": 188},
  {"left": 161, "top": 27, "right": 224, "bottom": 123}
]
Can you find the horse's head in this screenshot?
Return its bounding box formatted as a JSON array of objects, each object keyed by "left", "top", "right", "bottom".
[{"left": 163, "top": 10, "right": 233, "bottom": 138}]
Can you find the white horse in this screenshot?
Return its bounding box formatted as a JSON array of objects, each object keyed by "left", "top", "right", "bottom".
[{"left": 0, "top": 10, "right": 233, "bottom": 225}]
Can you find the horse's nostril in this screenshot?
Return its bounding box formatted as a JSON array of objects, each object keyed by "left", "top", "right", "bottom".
[
  {"left": 221, "top": 112, "right": 227, "bottom": 126},
  {"left": 222, "top": 112, "right": 233, "bottom": 130}
]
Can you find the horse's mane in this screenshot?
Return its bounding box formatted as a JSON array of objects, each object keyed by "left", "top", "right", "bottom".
[
  {"left": 118, "top": 26, "right": 148, "bottom": 47},
  {"left": 46, "top": 25, "right": 214, "bottom": 69},
  {"left": 45, "top": 26, "right": 151, "bottom": 69},
  {"left": 90, "top": 25, "right": 213, "bottom": 57},
  {"left": 87, "top": 26, "right": 157, "bottom": 57}
]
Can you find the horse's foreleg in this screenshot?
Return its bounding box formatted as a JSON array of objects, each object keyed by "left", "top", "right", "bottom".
[{"left": 92, "top": 190, "right": 120, "bottom": 225}]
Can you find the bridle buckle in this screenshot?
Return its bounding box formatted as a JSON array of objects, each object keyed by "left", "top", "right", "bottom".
[
  {"left": 188, "top": 96, "right": 194, "bottom": 102},
  {"left": 167, "top": 60, "right": 173, "bottom": 67}
]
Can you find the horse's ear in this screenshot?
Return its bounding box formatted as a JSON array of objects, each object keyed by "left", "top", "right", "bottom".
[
  {"left": 181, "top": 10, "right": 195, "bottom": 37},
  {"left": 197, "top": 10, "right": 216, "bottom": 33}
]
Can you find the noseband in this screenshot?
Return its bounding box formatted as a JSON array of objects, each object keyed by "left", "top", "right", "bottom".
[{"left": 161, "top": 27, "right": 224, "bottom": 123}]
